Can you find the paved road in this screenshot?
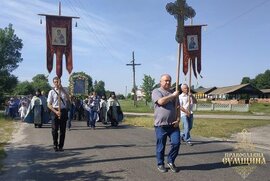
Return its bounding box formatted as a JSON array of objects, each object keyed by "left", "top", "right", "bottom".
[
  {"left": 124, "top": 112, "right": 270, "bottom": 120},
  {"left": 0, "top": 120, "right": 269, "bottom": 181}
]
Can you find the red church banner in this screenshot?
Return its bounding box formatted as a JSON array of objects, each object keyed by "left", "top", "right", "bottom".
[
  {"left": 183, "top": 25, "right": 202, "bottom": 78},
  {"left": 46, "top": 15, "right": 73, "bottom": 78}
]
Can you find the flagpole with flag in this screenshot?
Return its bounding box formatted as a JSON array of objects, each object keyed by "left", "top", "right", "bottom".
[{"left": 38, "top": 1, "right": 79, "bottom": 118}]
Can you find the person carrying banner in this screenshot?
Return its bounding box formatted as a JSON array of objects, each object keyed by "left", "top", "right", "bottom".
[
  {"left": 179, "top": 83, "right": 197, "bottom": 146},
  {"left": 151, "top": 74, "right": 180, "bottom": 173},
  {"left": 47, "top": 77, "right": 69, "bottom": 152}
]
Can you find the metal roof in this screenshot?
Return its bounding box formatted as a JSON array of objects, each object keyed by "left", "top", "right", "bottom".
[
  {"left": 261, "top": 89, "right": 270, "bottom": 94},
  {"left": 194, "top": 87, "right": 216, "bottom": 94},
  {"left": 208, "top": 84, "right": 262, "bottom": 95}
]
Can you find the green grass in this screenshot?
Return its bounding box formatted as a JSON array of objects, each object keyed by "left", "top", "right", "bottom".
[
  {"left": 120, "top": 99, "right": 270, "bottom": 115},
  {"left": 0, "top": 114, "right": 15, "bottom": 170},
  {"left": 193, "top": 110, "right": 252, "bottom": 115},
  {"left": 192, "top": 119, "right": 270, "bottom": 138},
  {"left": 123, "top": 116, "right": 270, "bottom": 138},
  {"left": 119, "top": 100, "right": 153, "bottom": 113},
  {"left": 250, "top": 103, "right": 270, "bottom": 115},
  {"left": 123, "top": 115, "right": 154, "bottom": 128}
]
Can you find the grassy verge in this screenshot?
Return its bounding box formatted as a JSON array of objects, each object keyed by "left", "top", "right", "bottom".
[
  {"left": 249, "top": 103, "right": 270, "bottom": 115},
  {"left": 119, "top": 100, "right": 153, "bottom": 113},
  {"left": 193, "top": 110, "right": 253, "bottom": 115},
  {"left": 0, "top": 114, "right": 15, "bottom": 170},
  {"left": 123, "top": 116, "right": 270, "bottom": 138},
  {"left": 191, "top": 119, "right": 270, "bottom": 138},
  {"left": 120, "top": 99, "right": 270, "bottom": 115}
]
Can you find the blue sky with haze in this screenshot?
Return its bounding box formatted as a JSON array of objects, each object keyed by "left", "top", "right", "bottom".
[{"left": 1, "top": 0, "right": 269, "bottom": 94}]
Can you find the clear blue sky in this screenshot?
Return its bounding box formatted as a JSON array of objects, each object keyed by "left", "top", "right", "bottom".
[{"left": 1, "top": 0, "right": 269, "bottom": 95}]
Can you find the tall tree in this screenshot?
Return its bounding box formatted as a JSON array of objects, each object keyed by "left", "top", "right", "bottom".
[
  {"left": 254, "top": 70, "right": 270, "bottom": 89},
  {"left": 241, "top": 77, "right": 251, "bottom": 84},
  {"left": 141, "top": 74, "right": 155, "bottom": 105},
  {"left": 93, "top": 80, "right": 106, "bottom": 96},
  {"left": 14, "top": 81, "right": 34, "bottom": 95},
  {"left": 31, "top": 74, "right": 51, "bottom": 94},
  {"left": 241, "top": 69, "right": 270, "bottom": 89},
  {"left": 0, "top": 24, "right": 23, "bottom": 100}
]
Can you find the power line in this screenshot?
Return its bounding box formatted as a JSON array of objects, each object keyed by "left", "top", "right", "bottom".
[
  {"left": 62, "top": 0, "right": 125, "bottom": 64},
  {"left": 207, "top": 0, "right": 270, "bottom": 35}
]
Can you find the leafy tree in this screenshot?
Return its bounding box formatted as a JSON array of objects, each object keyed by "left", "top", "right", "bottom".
[
  {"left": 254, "top": 70, "right": 270, "bottom": 89},
  {"left": 241, "top": 77, "right": 251, "bottom": 84},
  {"left": 0, "top": 71, "right": 18, "bottom": 95},
  {"left": 0, "top": 24, "right": 23, "bottom": 73},
  {"left": 0, "top": 24, "right": 23, "bottom": 101},
  {"left": 116, "top": 94, "right": 125, "bottom": 100},
  {"left": 241, "top": 70, "right": 270, "bottom": 89},
  {"left": 93, "top": 80, "right": 106, "bottom": 96},
  {"left": 126, "top": 93, "right": 132, "bottom": 99},
  {"left": 141, "top": 74, "right": 155, "bottom": 105},
  {"left": 31, "top": 74, "right": 51, "bottom": 94},
  {"left": 14, "top": 81, "right": 34, "bottom": 95}
]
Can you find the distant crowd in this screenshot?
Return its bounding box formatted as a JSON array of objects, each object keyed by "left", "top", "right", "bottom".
[{"left": 3, "top": 90, "right": 123, "bottom": 129}]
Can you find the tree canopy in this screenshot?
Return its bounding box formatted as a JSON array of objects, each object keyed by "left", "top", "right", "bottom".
[
  {"left": 31, "top": 74, "right": 51, "bottom": 94},
  {"left": 0, "top": 24, "right": 23, "bottom": 101},
  {"left": 0, "top": 24, "right": 23, "bottom": 72},
  {"left": 93, "top": 80, "right": 106, "bottom": 96},
  {"left": 241, "top": 69, "right": 270, "bottom": 89},
  {"left": 14, "top": 74, "right": 51, "bottom": 96},
  {"left": 141, "top": 74, "right": 156, "bottom": 104},
  {"left": 14, "top": 81, "right": 34, "bottom": 96}
]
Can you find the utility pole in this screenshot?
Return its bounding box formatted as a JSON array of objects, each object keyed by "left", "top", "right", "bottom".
[
  {"left": 126, "top": 51, "right": 141, "bottom": 106},
  {"left": 125, "top": 86, "right": 127, "bottom": 98}
]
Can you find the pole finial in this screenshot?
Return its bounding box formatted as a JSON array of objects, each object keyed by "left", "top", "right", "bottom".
[
  {"left": 59, "top": 1, "right": 61, "bottom": 16},
  {"left": 166, "top": 0, "right": 196, "bottom": 43}
]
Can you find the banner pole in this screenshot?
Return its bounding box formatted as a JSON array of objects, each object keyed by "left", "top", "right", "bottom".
[
  {"left": 188, "top": 18, "right": 193, "bottom": 104},
  {"left": 188, "top": 59, "right": 192, "bottom": 104},
  {"left": 175, "top": 43, "right": 182, "bottom": 118},
  {"left": 58, "top": 78, "right": 61, "bottom": 118},
  {"left": 176, "top": 43, "right": 181, "bottom": 92}
]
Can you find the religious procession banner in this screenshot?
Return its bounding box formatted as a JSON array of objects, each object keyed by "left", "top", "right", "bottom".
[
  {"left": 46, "top": 15, "right": 73, "bottom": 78},
  {"left": 183, "top": 25, "right": 202, "bottom": 78}
]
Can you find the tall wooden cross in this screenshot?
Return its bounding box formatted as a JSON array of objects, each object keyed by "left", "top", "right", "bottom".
[
  {"left": 167, "top": 0, "right": 184, "bottom": 44},
  {"left": 166, "top": 0, "right": 196, "bottom": 44},
  {"left": 166, "top": 0, "right": 196, "bottom": 92}
]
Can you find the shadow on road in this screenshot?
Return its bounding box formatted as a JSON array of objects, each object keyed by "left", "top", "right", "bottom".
[
  {"left": 179, "top": 162, "right": 230, "bottom": 171},
  {"left": 66, "top": 144, "right": 137, "bottom": 151},
  {"left": 0, "top": 145, "right": 126, "bottom": 180},
  {"left": 191, "top": 140, "right": 237, "bottom": 145},
  {"left": 180, "top": 148, "right": 233, "bottom": 157}
]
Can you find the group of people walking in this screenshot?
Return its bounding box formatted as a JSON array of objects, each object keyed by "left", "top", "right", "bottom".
[
  {"left": 152, "top": 74, "right": 197, "bottom": 173},
  {"left": 5, "top": 90, "right": 49, "bottom": 128},
  {"left": 46, "top": 77, "right": 123, "bottom": 152},
  {"left": 81, "top": 91, "right": 123, "bottom": 129},
  {"left": 6, "top": 74, "right": 195, "bottom": 172}
]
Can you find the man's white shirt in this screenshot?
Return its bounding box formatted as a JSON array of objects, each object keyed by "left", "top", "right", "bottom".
[{"left": 179, "top": 93, "right": 194, "bottom": 116}]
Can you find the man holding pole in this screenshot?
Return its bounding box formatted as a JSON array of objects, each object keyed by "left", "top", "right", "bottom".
[
  {"left": 151, "top": 74, "right": 180, "bottom": 173},
  {"left": 47, "top": 76, "right": 69, "bottom": 152}
]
